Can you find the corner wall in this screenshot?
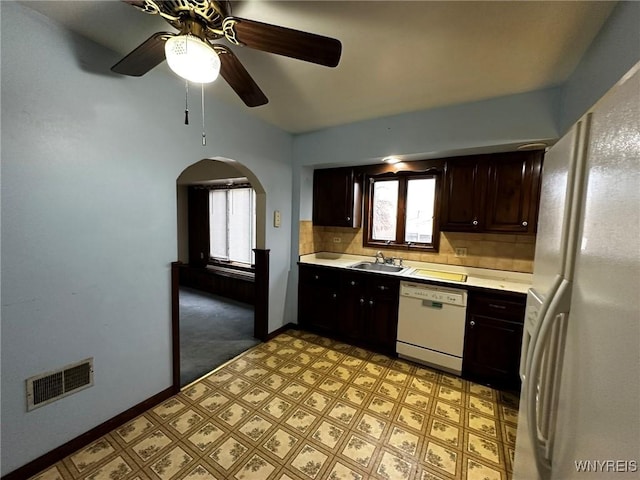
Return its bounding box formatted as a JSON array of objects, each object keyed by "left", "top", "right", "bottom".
[{"left": 0, "top": 3, "right": 293, "bottom": 474}]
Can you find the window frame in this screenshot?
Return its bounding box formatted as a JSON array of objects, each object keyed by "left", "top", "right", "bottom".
[
  {"left": 364, "top": 170, "right": 442, "bottom": 252},
  {"left": 208, "top": 186, "right": 256, "bottom": 267}
]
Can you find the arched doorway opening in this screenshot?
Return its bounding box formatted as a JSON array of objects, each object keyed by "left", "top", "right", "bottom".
[{"left": 172, "top": 158, "right": 269, "bottom": 389}]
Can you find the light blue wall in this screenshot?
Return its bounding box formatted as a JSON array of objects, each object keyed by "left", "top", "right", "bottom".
[
  {"left": 0, "top": 3, "right": 292, "bottom": 474},
  {"left": 559, "top": 1, "right": 640, "bottom": 132}
]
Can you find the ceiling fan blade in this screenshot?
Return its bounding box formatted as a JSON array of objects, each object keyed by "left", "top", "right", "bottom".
[
  {"left": 214, "top": 46, "right": 268, "bottom": 107},
  {"left": 111, "top": 32, "right": 172, "bottom": 77},
  {"left": 224, "top": 17, "right": 341, "bottom": 68}
]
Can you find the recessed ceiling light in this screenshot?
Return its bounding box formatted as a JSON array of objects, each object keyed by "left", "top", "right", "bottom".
[
  {"left": 517, "top": 142, "right": 548, "bottom": 151},
  {"left": 382, "top": 156, "right": 401, "bottom": 164}
]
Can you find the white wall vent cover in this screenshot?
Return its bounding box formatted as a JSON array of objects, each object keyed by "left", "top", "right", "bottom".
[{"left": 26, "top": 358, "right": 94, "bottom": 411}]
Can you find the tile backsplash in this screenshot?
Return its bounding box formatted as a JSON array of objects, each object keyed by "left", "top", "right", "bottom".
[{"left": 299, "top": 220, "right": 535, "bottom": 273}]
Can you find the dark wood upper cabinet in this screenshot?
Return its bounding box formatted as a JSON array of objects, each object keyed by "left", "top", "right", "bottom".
[
  {"left": 312, "top": 168, "right": 362, "bottom": 227},
  {"left": 484, "top": 151, "right": 542, "bottom": 233},
  {"left": 440, "top": 157, "right": 487, "bottom": 232},
  {"left": 440, "top": 150, "right": 543, "bottom": 234}
]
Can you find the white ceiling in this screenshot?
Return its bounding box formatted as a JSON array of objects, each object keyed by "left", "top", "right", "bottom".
[{"left": 23, "top": 1, "right": 616, "bottom": 134}]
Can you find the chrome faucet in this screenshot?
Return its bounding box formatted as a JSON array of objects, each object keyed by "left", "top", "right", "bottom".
[{"left": 374, "top": 251, "right": 385, "bottom": 264}]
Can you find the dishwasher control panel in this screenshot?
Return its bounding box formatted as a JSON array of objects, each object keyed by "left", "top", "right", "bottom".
[{"left": 400, "top": 282, "right": 467, "bottom": 306}]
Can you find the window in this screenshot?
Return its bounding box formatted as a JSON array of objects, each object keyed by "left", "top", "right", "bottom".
[
  {"left": 366, "top": 173, "right": 440, "bottom": 251},
  {"left": 209, "top": 187, "right": 256, "bottom": 265}
]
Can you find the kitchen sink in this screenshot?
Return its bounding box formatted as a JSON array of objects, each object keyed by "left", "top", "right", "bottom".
[{"left": 349, "top": 261, "right": 406, "bottom": 273}]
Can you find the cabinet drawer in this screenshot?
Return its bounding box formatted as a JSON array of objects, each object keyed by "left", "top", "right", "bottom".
[
  {"left": 469, "top": 294, "right": 525, "bottom": 322},
  {"left": 299, "top": 266, "right": 339, "bottom": 287}
]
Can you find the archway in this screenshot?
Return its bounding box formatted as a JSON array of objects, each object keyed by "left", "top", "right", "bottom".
[{"left": 172, "top": 158, "right": 269, "bottom": 389}]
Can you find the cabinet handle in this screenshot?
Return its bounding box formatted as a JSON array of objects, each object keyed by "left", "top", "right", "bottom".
[
  {"left": 346, "top": 216, "right": 351, "bottom": 221},
  {"left": 522, "top": 221, "right": 528, "bottom": 227},
  {"left": 360, "top": 298, "right": 365, "bottom": 305},
  {"left": 489, "top": 303, "right": 507, "bottom": 310},
  {"left": 332, "top": 293, "right": 337, "bottom": 299},
  {"left": 378, "top": 285, "right": 388, "bottom": 291},
  {"left": 314, "top": 275, "right": 319, "bottom": 280},
  {"left": 351, "top": 281, "right": 356, "bottom": 286},
  {"left": 369, "top": 300, "right": 374, "bottom": 306},
  {"left": 470, "top": 320, "right": 476, "bottom": 327},
  {"left": 472, "top": 220, "right": 478, "bottom": 226}
]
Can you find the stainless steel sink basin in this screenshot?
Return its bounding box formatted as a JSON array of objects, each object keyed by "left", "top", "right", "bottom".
[{"left": 349, "top": 261, "right": 405, "bottom": 273}]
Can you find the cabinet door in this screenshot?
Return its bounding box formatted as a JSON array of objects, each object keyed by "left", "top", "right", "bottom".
[
  {"left": 484, "top": 152, "right": 542, "bottom": 233},
  {"left": 463, "top": 314, "right": 523, "bottom": 389},
  {"left": 364, "top": 277, "right": 400, "bottom": 353},
  {"left": 340, "top": 273, "right": 366, "bottom": 341},
  {"left": 440, "top": 158, "right": 486, "bottom": 231},
  {"left": 298, "top": 266, "right": 340, "bottom": 333},
  {"left": 312, "top": 168, "right": 361, "bottom": 227}
]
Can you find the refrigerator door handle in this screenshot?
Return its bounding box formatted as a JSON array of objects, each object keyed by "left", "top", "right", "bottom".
[
  {"left": 521, "top": 275, "right": 563, "bottom": 382},
  {"left": 526, "top": 277, "right": 572, "bottom": 480}
]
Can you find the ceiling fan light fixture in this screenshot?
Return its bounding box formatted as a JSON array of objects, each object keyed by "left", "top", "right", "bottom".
[{"left": 165, "top": 34, "right": 220, "bottom": 83}]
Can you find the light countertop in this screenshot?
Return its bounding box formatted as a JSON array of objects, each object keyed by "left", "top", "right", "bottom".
[{"left": 299, "top": 252, "right": 532, "bottom": 294}]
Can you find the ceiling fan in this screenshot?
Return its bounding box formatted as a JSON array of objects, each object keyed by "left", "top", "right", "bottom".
[{"left": 111, "top": 0, "right": 342, "bottom": 107}]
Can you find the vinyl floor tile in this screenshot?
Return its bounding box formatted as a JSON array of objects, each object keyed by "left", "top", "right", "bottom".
[{"left": 28, "top": 330, "right": 519, "bottom": 480}]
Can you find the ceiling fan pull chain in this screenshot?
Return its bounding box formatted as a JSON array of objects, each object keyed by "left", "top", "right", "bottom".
[
  {"left": 184, "top": 80, "right": 189, "bottom": 125},
  {"left": 201, "top": 83, "right": 206, "bottom": 146}
]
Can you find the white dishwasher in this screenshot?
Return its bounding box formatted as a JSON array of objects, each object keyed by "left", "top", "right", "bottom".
[{"left": 396, "top": 281, "right": 468, "bottom": 375}]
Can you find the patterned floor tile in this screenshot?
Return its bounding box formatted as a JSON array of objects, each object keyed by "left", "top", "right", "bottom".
[
  {"left": 26, "top": 330, "right": 517, "bottom": 480},
  {"left": 325, "top": 460, "right": 365, "bottom": 480},
  {"left": 233, "top": 454, "right": 277, "bottom": 480},
  {"left": 208, "top": 437, "right": 249, "bottom": 471},
  {"left": 241, "top": 386, "right": 272, "bottom": 407},
  {"left": 429, "top": 418, "right": 460, "bottom": 447},
  {"left": 467, "top": 412, "right": 499, "bottom": 439},
  {"left": 238, "top": 414, "right": 274, "bottom": 442},
  {"left": 188, "top": 423, "right": 226, "bottom": 453},
  {"left": 340, "top": 386, "right": 368, "bottom": 406},
  {"left": 218, "top": 403, "right": 250, "bottom": 427},
  {"left": 432, "top": 400, "right": 463, "bottom": 424},
  {"left": 310, "top": 421, "right": 345, "bottom": 450},
  {"left": 150, "top": 446, "right": 194, "bottom": 479},
  {"left": 69, "top": 438, "right": 115, "bottom": 473},
  {"left": 355, "top": 413, "right": 387, "bottom": 440},
  {"left": 262, "top": 373, "right": 288, "bottom": 391},
  {"left": 285, "top": 408, "right": 318, "bottom": 434},
  {"left": 132, "top": 430, "right": 173, "bottom": 463},
  {"left": 340, "top": 434, "right": 377, "bottom": 469},
  {"left": 396, "top": 406, "right": 426, "bottom": 431},
  {"left": 263, "top": 428, "right": 300, "bottom": 459},
  {"left": 199, "top": 392, "right": 231, "bottom": 413},
  {"left": 388, "top": 426, "right": 420, "bottom": 456},
  {"left": 466, "top": 432, "right": 501, "bottom": 464},
  {"left": 290, "top": 444, "right": 329, "bottom": 479},
  {"left": 423, "top": 441, "right": 459, "bottom": 477},
  {"left": 115, "top": 415, "right": 155, "bottom": 444},
  {"left": 181, "top": 463, "right": 221, "bottom": 479},
  {"left": 168, "top": 409, "right": 205, "bottom": 435},
  {"left": 367, "top": 396, "right": 395, "bottom": 418},
  {"left": 262, "top": 397, "right": 294, "bottom": 420},
  {"left": 303, "top": 392, "right": 332, "bottom": 413},
  {"left": 403, "top": 391, "right": 430, "bottom": 411},
  {"left": 464, "top": 456, "right": 506, "bottom": 480},
  {"left": 84, "top": 455, "right": 134, "bottom": 480},
  {"left": 468, "top": 396, "right": 496, "bottom": 417},
  {"left": 327, "top": 402, "right": 357, "bottom": 426},
  {"left": 375, "top": 450, "right": 413, "bottom": 480}
]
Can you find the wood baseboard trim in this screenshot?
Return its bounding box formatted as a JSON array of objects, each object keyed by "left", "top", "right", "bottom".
[
  {"left": 266, "top": 322, "right": 299, "bottom": 341},
  {"left": 2, "top": 386, "right": 176, "bottom": 480}
]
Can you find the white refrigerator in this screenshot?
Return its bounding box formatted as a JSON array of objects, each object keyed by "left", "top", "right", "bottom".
[{"left": 513, "top": 62, "right": 640, "bottom": 480}]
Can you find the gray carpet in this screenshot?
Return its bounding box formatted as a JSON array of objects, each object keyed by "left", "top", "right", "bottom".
[{"left": 179, "top": 287, "right": 259, "bottom": 386}]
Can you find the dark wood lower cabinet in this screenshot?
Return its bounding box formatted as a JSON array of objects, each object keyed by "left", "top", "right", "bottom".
[
  {"left": 299, "top": 265, "right": 398, "bottom": 354},
  {"left": 462, "top": 292, "right": 526, "bottom": 390}
]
